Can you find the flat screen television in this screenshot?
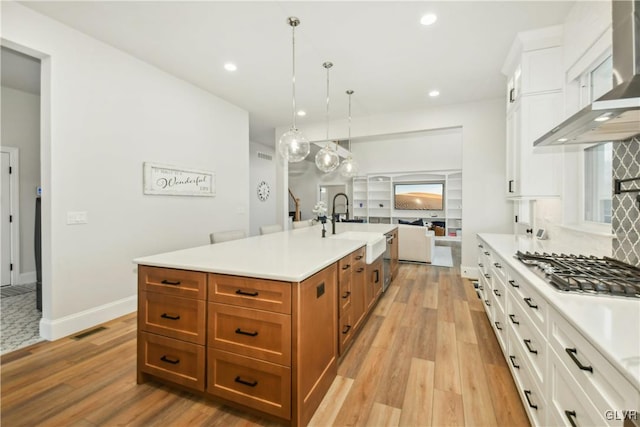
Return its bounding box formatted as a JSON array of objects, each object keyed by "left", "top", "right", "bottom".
[{"left": 394, "top": 182, "right": 444, "bottom": 210}]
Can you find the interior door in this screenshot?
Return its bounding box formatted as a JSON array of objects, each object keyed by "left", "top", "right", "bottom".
[{"left": 1, "top": 151, "right": 12, "bottom": 286}]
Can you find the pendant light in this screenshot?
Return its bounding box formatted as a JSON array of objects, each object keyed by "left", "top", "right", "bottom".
[
  {"left": 340, "top": 90, "right": 359, "bottom": 178},
  {"left": 315, "top": 61, "right": 340, "bottom": 173},
  {"left": 278, "top": 17, "right": 310, "bottom": 163}
]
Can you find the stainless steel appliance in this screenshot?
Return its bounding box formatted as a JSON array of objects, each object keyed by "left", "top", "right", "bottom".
[
  {"left": 515, "top": 251, "right": 640, "bottom": 298},
  {"left": 382, "top": 232, "right": 393, "bottom": 291}
]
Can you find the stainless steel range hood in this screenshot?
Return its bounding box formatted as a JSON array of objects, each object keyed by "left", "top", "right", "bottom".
[{"left": 534, "top": 0, "right": 640, "bottom": 146}]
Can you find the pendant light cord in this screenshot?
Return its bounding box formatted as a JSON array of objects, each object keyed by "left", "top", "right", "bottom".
[
  {"left": 347, "top": 90, "right": 354, "bottom": 152},
  {"left": 291, "top": 23, "right": 297, "bottom": 129},
  {"left": 323, "top": 62, "right": 333, "bottom": 146}
]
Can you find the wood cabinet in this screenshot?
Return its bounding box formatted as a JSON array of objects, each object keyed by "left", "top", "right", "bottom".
[
  {"left": 366, "top": 256, "right": 383, "bottom": 312},
  {"left": 388, "top": 229, "right": 399, "bottom": 279},
  {"left": 502, "top": 26, "right": 564, "bottom": 199}
]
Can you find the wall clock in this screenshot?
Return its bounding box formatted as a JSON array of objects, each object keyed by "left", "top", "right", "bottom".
[{"left": 257, "top": 181, "right": 270, "bottom": 201}]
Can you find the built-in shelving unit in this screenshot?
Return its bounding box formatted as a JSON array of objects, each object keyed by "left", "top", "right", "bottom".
[{"left": 351, "top": 170, "right": 462, "bottom": 237}]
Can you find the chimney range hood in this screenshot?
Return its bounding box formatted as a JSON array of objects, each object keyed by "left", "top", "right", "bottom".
[{"left": 534, "top": 0, "right": 640, "bottom": 146}]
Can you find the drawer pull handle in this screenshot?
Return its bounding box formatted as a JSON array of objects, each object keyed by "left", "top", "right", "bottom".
[
  {"left": 234, "top": 376, "right": 258, "bottom": 387},
  {"left": 484, "top": 251, "right": 490, "bottom": 256},
  {"left": 494, "top": 321, "right": 502, "bottom": 331},
  {"left": 493, "top": 262, "right": 502, "bottom": 269},
  {"left": 342, "top": 291, "right": 351, "bottom": 299},
  {"left": 508, "top": 280, "right": 519, "bottom": 288},
  {"left": 161, "top": 279, "right": 181, "bottom": 286},
  {"left": 524, "top": 339, "right": 538, "bottom": 354},
  {"left": 509, "top": 355, "right": 519, "bottom": 369},
  {"left": 160, "top": 355, "right": 180, "bottom": 365},
  {"left": 235, "top": 328, "right": 258, "bottom": 337},
  {"left": 524, "top": 390, "right": 538, "bottom": 410},
  {"left": 565, "top": 410, "right": 578, "bottom": 427},
  {"left": 478, "top": 244, "right": 484, "bottom": 248},
  {"left": 342, "top": 325, "right": 351, "bottom": 334},
  {"left": 484, "top": 273, "right": 490, "bottom": 279},
  {"left": 161, "top": 313, "right": 180, "bottom": 320},
  {"left": 355, "top": 255, "right": 363, "bottom": 260},
  {"left": 565, "top": 348, "right": 593, "bottom": 373},
  {"left": 478, "top": 285, "right": 483, "bottom": 291},
  {"left": 484, "top": 299, "right": 491, "bottom": 307},
  {"left": 509, "top": 314, "right": 519, "bottom": 325},
  {"left": 524, "top": 297, "right": 538, "bottom": 309},
  {"left": 478, "top": 263, "right": 484, "bottom": 268},
  {"left": 374, "top": 269, "right": 380, "bottom": 283},
  {"left": 356, "top": 267, "right": 365, "bottom": 273},
  {"left": 235, "top": 289, "right": 259, "bottom": 297},
  {"left": 493, "top": 289, "right": 501, "bottom": 297},
  {"left": 342, "top": 264, "right": 351, "bottom": 270}
]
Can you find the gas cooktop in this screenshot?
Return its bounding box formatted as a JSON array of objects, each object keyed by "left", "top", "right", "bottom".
[{"left": 515, "top": 251, "right": 640, "bottom": 298}]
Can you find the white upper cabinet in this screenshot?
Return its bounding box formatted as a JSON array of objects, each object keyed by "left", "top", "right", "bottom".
[{"left": 502, "top": 25, "right": 564, "bottom": 199}]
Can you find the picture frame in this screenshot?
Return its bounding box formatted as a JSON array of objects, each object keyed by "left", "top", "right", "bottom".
[{"left": 143, "top": 162, "right": 215, "bottom": 197}]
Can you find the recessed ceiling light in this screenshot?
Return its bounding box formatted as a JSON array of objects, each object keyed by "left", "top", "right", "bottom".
[
  {"left": 297, "top": 110, "right": 306, "bottom": 117},
  {"left": 420, "top": 13, "right": 438, "bottom": 26},
  {"left": 429, "top": 90, "right": 440, "bottom": 97},
  {"left": 224, "top": 62, "right": 237, "bottom": 72}
]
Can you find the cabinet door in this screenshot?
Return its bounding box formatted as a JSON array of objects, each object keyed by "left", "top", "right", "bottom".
[{"left": 506, "top": 103, "right": 521, "bottom": 196}]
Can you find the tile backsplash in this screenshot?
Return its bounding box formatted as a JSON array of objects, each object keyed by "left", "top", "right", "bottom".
[{"left": 612, "top": 137, "right": 640, "bottom": 266}]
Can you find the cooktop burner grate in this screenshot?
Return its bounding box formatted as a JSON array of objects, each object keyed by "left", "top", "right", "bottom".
[{"left": 515, "top": 251, "right": 640, "bottom": 298}]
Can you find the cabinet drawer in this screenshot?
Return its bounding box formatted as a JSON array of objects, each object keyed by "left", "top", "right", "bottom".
[
  {"left": 509, "top": 292, "right": 546, "bottom": 388},
  {"left": 139, "top": 291, "right": 206, "bottom": 345},
  {"left": 138, "top": 331, "right": 205, "bottom": 391},
  {"left": 207, "top": 349, "right": 291, "bottom": 420},
  {"left": 138, "top": 265, "right": 206, "bottom": 299},
  {"left": 508, "top": 269, "right": 548, "bottom": 335},
  {"left": 208, "top": 303, "right": 291, "bottom": 366},
  {"left": 209, "top": 274, "right": 291, "bottom": 314},
  {"left": 508, "top": 331, "right": 547, "bottom": 427},
  {"left": 352, "top": 246, "right": 366, "bottom": 264},
  {"left": 338, "top": 274, "right": 352, "bottom": 317},
  {"left": 549, "top": 311, "right": 639, "bottom": 414},
  {"left": 339, "top": 253, "right": 354, "bottom": 282}
]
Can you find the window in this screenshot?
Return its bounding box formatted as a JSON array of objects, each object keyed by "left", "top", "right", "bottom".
[{"left": 584, "top": 142, "right": 612, "bottom": 224}]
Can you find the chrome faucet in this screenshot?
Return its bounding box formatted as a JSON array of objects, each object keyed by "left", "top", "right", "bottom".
[{"left": 331, "top": 192, "right": 350, "bottom": 235}]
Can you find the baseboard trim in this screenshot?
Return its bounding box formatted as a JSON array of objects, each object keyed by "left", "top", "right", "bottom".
[
  {"left": 18, "top": 271, "right": 36, "bottom": 285},
  {"left": 460, "top": 266, "right": 478, "bottom": 279},
  {"left": 39, "top": 295, "right": 137, "bottom": 341}
]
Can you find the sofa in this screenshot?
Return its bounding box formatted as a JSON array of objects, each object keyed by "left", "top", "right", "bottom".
[{"left": 397, "top": 224, "right": 435, "bottom": 263}]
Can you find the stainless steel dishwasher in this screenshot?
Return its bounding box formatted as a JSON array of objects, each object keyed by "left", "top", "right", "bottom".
[{"left": 382, "top": 232, "right": 393, "bottom": 291}]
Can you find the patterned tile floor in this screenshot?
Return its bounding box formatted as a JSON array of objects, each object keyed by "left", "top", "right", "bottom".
[{"left": 1, "top": 284, "right": 43, "bottom": 355}]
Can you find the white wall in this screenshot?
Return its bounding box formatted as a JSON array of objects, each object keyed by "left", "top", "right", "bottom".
[
  {"left": 1, "top": 86, "right": 40, "bottom": 282},
  {"left": 278, "top": 97, "right": 511, "bottom": 276},
  {"left": 249, "top": 142, "right": 276, "bottom": 236},
  {"left": 2, "top": 2, "right": 249, "bottom": 339}
]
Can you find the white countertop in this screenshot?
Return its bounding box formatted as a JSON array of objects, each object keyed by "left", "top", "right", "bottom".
[
  {"left": 134, "top": 223, "right": 397, "bottom": 283},
  {"left": 478, "top": 233, "right": 640, "bottom": 391}
]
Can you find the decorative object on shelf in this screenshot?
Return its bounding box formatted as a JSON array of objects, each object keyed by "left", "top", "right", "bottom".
[
  {"left": 143, "top": 162, "right": 215, "bottom": 197},
  {"left": 257, "top": 180, "right": 270, "bottom": 201},
  {"left": 340, "top": 90, "right": 359, "bottom": 178},
  {"left": 278, "top": 17, "right": 310, "bottom": 163},
  {"left": 315, "top": 61, "right": 340, "bottom": 173}
]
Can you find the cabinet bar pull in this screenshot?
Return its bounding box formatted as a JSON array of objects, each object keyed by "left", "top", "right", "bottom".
[
  {"left": 235, "top": 328, "right": 258, "bottom": 337},
  {"left": 235, "top": 289, "right": 259, "bottom": 297},
  {"left": 342, "top": 264, "right": 351, "bottom": 270},
  {"left": 494, "top": 321, "right": 502, "bottom": 331},
  {"left": 508, "top": 180, "right": 514, "bottom": 193},
  {"left": 565, "top": 348, "right": 593, "bottom": 373},
  {"left": 342, "top": 325, "right": 351, "bottom": 334},
  {"left": 478, "top": 263, "right": 484, "bottom": 268},
  {"left": 509, "top": 355, "right": 519, "bottom": 369},
  {"left": 478, "top": 244, "right": 484, "bottom": 248},
  {"left": 524, "top": 297, "right": 538, "bottom": 309},
  {"left": 524, "top": 390, "right": 538, "bottom": 409},
  {"left": 161, "top": 279, "right": 181, "bottom": 286},
  {"left": 524, "top": 339, "right": 538, "bottom": 354},
  {"left": 484, "top": 273, "right": 491, "bottom": 279},
  {"left": 494, "top": 262, "right": 502, "bottom": 268},
  {"left": 484, "top": 251, "right": 490, "bottom": 256},
  {"left": 355, "top": 255, "right": 363, "bottom": 260},
  {"left": 160, "top": 355, "right": 180, "bottom": 365},
  {"left": 161, "top": 313, "right": 180, "bottom": 320},
  {"left": 493, "top": 289, "right": 501, "bottom": 297},
  {"left": 342, "top": 291, "right": 351, "bottom": 299},
  {"left": 356, "top": 267, "right": 365, "bottom": 273},
  {"left": 565, "top": 410, "right": 578, "bottom": 427},
  {"left": 234, "top": 376, "right": 258, "bottom": 387},
  {"left": 374, "top": 270, "right": 379, "bottom": 283},
  {"left": 509, "top": 314, "right": 519, "bottom": 325},
  {"left": 508, "top": 279, "right": 519, "bottom": 288},
  {"left": 484, "top": 299, "right": 491, "bottom": 307}
]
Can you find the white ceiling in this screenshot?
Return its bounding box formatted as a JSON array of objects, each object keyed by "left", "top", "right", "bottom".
[
  {"left": 1, "top": 46, "right": 41, "bottom": 95},
  {"left": 20, "top": 1, "right": 575, "bottom": 145}
]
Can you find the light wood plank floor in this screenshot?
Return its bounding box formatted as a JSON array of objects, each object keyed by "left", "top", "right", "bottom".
[{"left": 1, "top": 244, "right": 529, "bottom": 426}]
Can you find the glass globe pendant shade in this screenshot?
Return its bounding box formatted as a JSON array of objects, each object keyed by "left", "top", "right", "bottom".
[
  {"left": 278, "top": 127, "right": 310, "bottom": 162},
  {"left": 340, "top": 155, "right": 359, "bottom": 178},
  {"left": 315, "top": 144, "right": 340, "bottom": 172}
]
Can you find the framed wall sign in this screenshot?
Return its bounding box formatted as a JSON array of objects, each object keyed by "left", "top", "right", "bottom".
[{"left": 143, "top": 162, "right": 215, "bottom": 197}]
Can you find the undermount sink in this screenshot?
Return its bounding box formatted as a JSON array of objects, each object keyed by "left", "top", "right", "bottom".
[{"left": 330, "top": 231, "right": 386, "bottom": 264}]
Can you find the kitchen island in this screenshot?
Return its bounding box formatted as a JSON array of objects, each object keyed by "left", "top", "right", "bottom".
[{"left": 133, "top": 223, "right": 397, "bottom": 427}]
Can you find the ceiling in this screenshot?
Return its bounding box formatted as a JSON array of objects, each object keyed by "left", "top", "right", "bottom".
[
  {"left": 20, "top": 1, "right": 575, "bottom": 145},
  {"left": 1, "top": 47, "right": 41, "bottom": 95}
]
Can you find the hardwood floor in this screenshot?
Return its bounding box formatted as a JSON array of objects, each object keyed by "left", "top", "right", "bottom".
[{"left": 1, "top": 245, "right": 529, "bottom": 426}]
